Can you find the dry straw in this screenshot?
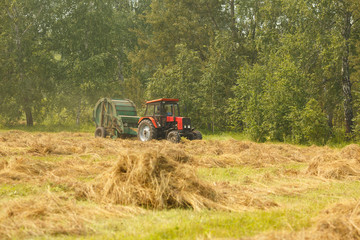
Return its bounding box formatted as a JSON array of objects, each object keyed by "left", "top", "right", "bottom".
[
  {"left": 85, "top": 151, "right": 232, "bottom": 211},
  {"left": 0, "top": 191, "right": 143, "bottom": 239},
  {"left": 1, "top": 131, "right": 360, "bottom": 239}
]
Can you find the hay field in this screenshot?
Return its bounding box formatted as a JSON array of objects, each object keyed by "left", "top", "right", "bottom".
[{"left": 0, "top": 130, "right": 360, "bottom": 239}]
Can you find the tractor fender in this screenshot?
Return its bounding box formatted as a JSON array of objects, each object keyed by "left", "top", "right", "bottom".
[{"left": 138, "top": 117, "right": 159, "bottom": 128}]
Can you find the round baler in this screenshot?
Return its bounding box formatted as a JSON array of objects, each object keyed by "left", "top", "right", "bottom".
[{"left": 93, "top": 98, "right": 139, "bottom": 138}]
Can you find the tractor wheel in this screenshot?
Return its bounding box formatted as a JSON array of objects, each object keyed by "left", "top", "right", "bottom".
[
  {"left": 186, "top": 133, "right": 194, "bottom": 140},
  {"left": 138, "top": 120, "right": 157, "bottom": 142},
  {"left": 193, "top": 130, "right": 202, "bottom": 140},
  {"left": 95, "top": 127, "right": 106, "bottom": 138},
  {"left": 167, "top": 130, "right": 181, "bottom": 143}
]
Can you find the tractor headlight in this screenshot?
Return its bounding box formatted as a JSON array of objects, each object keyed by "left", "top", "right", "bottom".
[{"left": 188, "top": 125, "right": 191, "bottom": 129}]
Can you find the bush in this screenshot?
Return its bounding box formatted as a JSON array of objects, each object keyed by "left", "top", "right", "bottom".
[{"left": 298, "top": 99, "right": 330, "bottom": 145}]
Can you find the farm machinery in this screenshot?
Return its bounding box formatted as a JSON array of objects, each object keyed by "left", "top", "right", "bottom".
[{"left": 93, "top": 98, "right": 202, "bottom": 143}]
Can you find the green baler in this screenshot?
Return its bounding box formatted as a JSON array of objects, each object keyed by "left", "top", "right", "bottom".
[{"left": 93, "top": 98, "right": 139, "bottom": 138}]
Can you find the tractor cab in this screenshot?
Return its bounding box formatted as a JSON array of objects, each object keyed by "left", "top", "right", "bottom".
[{"left": 138, "top": 98, "right": 202, "bottom": 143}]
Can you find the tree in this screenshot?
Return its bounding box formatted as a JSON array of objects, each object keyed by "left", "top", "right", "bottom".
[
  {"left": 1, "top": 0, "right": 53, "bottom": 126},
  {"left": 146, "top": 44, "right": 203, "bottom": 125},
  {"left": 130, "top": 0, "right": 227, "bottom": 95},
  {"left": 49, "top": 0, "right": 135, "bottom": 124},
  {"left": 200, "top": 32, "right": 239, "bottom": 132}
]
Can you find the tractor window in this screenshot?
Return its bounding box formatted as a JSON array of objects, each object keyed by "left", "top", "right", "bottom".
[
  {"left": 154, "top": 103, "right": 161, "bottom": 115},
  {"left": 145, "top": 104, "right": 156, "bottom": 116},
  {"left": 163, "top": 103, "right": 180, "bottom": 116}
]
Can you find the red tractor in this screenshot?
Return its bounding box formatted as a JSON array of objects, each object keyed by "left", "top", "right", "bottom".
[{"left": 137, "top": 98, "right": 202, "bottom": 143}]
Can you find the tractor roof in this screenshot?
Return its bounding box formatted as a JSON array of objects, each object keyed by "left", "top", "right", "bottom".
[{"left": 146, "top": 98, "right": 179, "bottom": 104}]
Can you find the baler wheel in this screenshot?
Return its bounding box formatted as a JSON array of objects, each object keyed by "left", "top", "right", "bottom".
[{"left": 95, "top": 127, "right": 106, "bottom": 138}]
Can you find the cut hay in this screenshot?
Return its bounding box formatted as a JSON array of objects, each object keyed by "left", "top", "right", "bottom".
[
  {"left": 0, "top": 192, "right": 144, "bottom": 239},
  {"left": 340, "top": 144, "right": 360, "bottom": 162},
  {"left": 0, "top": 159, "right": 7, "bottom": 170},
  {"left": 0, "top": 150, "right": 7, "bottom": 156},
  {"left": 213, "top": 182, "right": 279, "bottom": 210},
  {"left": 85, "top": 152, "right": 279, "bottom": 211},
  {"left": 306, "top": 152, "right": 360, "bottom": 180},
  {"left": 311, "top": 201, "right": 360, "bottom": 240},
  {"left": 160, "top": 147, "right": 191, "bottom": 163},
  {"left": 2, "top": 130, "right": 360, "bottom": 238},
  {"left": 86, "top": 152, "right": 231, "bottom": 211},
  {"left": 0, "top": 157, "right": 54, "bottom": 183},
  {"left": 28, "top": 138, "right": 86, "bottom": 155},
  {"left": 187, "top": 140, "right": 307, "bottom": 168}
]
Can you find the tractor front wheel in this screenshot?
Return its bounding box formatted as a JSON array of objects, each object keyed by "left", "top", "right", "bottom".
[
  {"left": 138, "top": 120, "right": 157, "bottom": 142},
  {"left": 95, "top": 127, "right": 106, "bottom": 138},
  {"left": 167, "top": 131, "right": 181, "bottom": 143},
  {"left": 193, "top": 130, "right": 202, "bottom": 140}
]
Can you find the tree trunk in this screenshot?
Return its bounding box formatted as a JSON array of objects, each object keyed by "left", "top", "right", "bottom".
[
  {"left": 118, "top": 56, "right": 124, "bottom": 82},
  {"left": 327, "top": 111, "right": 333, "bottom": 128},
  {"left": 76, "top": 97, "right": 82, "bottom": 125},
  {"left": 25, "top": 107, "right": 33, "bottom": 126},
  {"left": 230, "top": 0, "right": 237, "bottom": 40},
  {"left": 341, "top": 10, "right": 353, "bottom": 134}
]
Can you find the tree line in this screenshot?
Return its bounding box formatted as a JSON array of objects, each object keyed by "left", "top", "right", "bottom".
[{"left": 1, "top": 0, "right": 360, "bottom": 144}]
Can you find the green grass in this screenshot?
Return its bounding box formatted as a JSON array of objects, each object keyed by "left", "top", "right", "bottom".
[
  {"left": 197, "top": 166, "right": 272, "bottom": 182},
  {"left": 196, "top": 163, "right": 308, "bottom": 183},
  {"left": 202, "top": 132, "right": 250, "bottom": 141},
  {"left": 0, "top": 183, "right": 42, "bottom": 200}
]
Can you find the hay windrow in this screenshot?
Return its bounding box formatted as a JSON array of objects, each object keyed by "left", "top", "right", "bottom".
[
  {"left": 86, "top": 152, "right": 233, "bottom": 211},
  {"left": 311, "top": 201, "right": 360, "bottom": 240},
  {"left": 0, "top": 159, "right": 7, "bottom": 170},
  {"left": 84, "top": 151, "right": 279, "bottom": 211},
  {"left": 0, "top": 192, "right": 144, "bottom": 239},
  {"left": 340, "top": 144, "right": 360, "bottom": 162},
  {"left": 306, "top": 151, "right": 360, "bottom": 180},
  {"left": 7, "top": 157, "right": 53, "bottom": 174},
  {"left": 28, "top": 138, "right": 86, "bottom": 155}
]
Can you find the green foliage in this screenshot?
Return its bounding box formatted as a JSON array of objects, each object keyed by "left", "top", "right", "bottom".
[
  {"left": 230, "top": 63, "right": 267, "bottom": 142},
  {"left": 1, "top": 0, "right": 360, "bottom": 144},
  {"left": 200, "top": 32, "right": 239, "bottom": 131},
  {"left": 292, "top": 99, "right": 331, "bottom": 145},
  {"left": 231, "top": 52, "right": 309, "bottom": 143},
  {"left": 146, "top": 44, "right": 203, "bottom": 124}
]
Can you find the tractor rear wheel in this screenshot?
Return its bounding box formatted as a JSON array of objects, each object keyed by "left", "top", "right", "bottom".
[
  {"left": 193, "top": 130, "right": 202, "bottom": 140},
  {"left": 138, "top": 120, "right": 157, "bottom": 142},
  {"left": 95, "top": 127, "right": 106, "bottom": 138},
  {"left": 167, "top": 130, "right": 181, "bottom": 143}
]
